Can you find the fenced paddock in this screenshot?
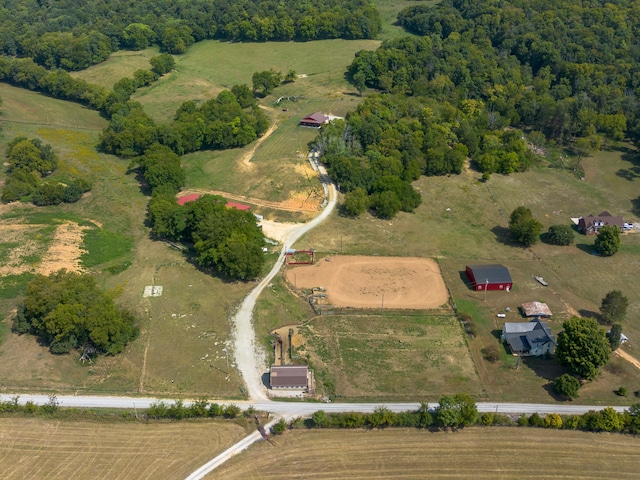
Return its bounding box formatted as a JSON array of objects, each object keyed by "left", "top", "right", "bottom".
[{"left": 285, "top": 256, "right": 449, "bottom": 310}]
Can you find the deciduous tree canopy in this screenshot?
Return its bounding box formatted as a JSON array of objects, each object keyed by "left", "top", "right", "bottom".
[
  {"left": 556, "top": 316, "right": 610, "bottom": 381},
  {"left": 600, "top": 290, "right": 628, "bottom": 325},
  {"left": 508, "top": 206, "right": 543, "bottom": 246},
  {"left": 594, "top": 225, "right": 621, "bottom": 257},
  {"left": 13, "top": 270, "right": 139, "bottom": 356}
]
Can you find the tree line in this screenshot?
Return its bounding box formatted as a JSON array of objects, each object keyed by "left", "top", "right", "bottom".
[
  {"left": 2, "top": 393, "right": 640, "bottom": 436},
  {"left": 100, "top": 87, "right": 269, "bottom": 158},
  {"left": 0, "top": 0, "right": 381, "bottom": 70}
]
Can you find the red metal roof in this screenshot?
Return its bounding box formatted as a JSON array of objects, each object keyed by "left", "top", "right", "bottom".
[
  {"left": 177, "top": 193, "right": 201, "bottom": 206},
  {"left": 300, "top": 112, "right": 329, "bottom": 125},
  {"left": 226, "top": 201, "right": 251, "bottom": 211}
]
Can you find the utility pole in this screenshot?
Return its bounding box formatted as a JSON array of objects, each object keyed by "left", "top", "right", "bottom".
[
  {"left": 484, "top": 278, "right": 488, "bottom": 302},
  {"left": 382, "top": 293, "right": 384, "bottom": 309}
]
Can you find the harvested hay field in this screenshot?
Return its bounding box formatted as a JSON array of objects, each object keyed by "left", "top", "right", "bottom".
[
  {"left": 0, "top": 418, "right": 247, "bottom": 480},
  {"left": 285, "top": 256, "right": 448, "bottom": 309},
  {"left": 214, "top": 427, "right": 640, "bottom": 479}
]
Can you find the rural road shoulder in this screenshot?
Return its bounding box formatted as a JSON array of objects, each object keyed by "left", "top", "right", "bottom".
[{"left": 0, "top": 394, "right": 629, "bottom": 415}]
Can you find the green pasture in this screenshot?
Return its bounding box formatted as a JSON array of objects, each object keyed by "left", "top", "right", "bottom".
[
  {"left": 132, "top": 39, "right": 379, "bottom": 123},
  {"left": 300, "top": 314, "right": 481, "bottom": 401},
  {"left": 169, "top": 39, "right": 376, "bottom": 200},
  {"left": 70, "top": 49, "right": 160, "bottom": 89},
  {"left": 108, "top": 250, "right": 254, "bottom": 399},
  {"left": 0, "top": 84, "right": 106, "bottom": 135},
  {"left": 374, "top": 0, "right": 440, "bottom": 40}
]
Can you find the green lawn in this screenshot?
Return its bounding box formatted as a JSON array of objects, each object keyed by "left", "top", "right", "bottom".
[{"left": 300, "top": 314, "right": 481, "bottom": 401}]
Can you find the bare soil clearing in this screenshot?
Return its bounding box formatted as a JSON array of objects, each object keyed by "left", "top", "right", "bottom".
[
  {"left": 285, "top": 256, "right": 449, "bottom": 309},
  {"left": 180, "top": 188, "right": 322, "bottom": 213},
  {"left": 214, "top": 427, "right": 640, "bottom": 479},
  {"left": 38, "top": 222, "right": 90, "bottom": 275},
  {"left": 0, "top": 418, "right": 247, "bottom": 480}
]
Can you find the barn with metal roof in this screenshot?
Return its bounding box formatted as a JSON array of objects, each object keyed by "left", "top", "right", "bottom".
[{"left": 465, "top": 264, "right": 513, "bottom": 291}]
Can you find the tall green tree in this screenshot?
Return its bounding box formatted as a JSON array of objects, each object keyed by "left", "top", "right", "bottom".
[
  {"left": 608, "top": 323, "right": 623, "bottom": 352},
  {"left": 252, "top": 69, "right": 283, "bottom": 96},
  {"left": 435, "top": 394, "right": 477, "bottom": 429},
  {"left": 553, "top": 374, "right": 580, "bottom": 399},
  {"left": 508, "top": 206, "right": 543, "bottom": 246},
  {"left": 546, "top": 224, "right": 574, "bottom": 246},
  {"left": 600, "top": 290, "right": 628, "bottom": 325},
  {"left": 556, "top": 317, "right": 611, "bottom": 381},
  {"left": 594, "top": 225, "right": 620, "bottom": 256}
]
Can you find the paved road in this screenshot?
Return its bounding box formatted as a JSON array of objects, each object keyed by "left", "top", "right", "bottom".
[
  {"left": 0, "top": 394, "right": 628, "bottom": 415},
  {"left": 231, "top": 161, "right": 337, "bottom": 402}
]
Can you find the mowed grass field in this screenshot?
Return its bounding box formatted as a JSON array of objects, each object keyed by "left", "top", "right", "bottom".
[
  {"left": 298, "top": 147, "right": 640, "bottom": 403},
  {"left": 213, "top": 427, "right": 640, "bottom": 479},
  {"left": 300, "top": 314, "right": 481, "bottom": 401},
  {"left": 0, "top": 417, "right": 249, "bottom": 480}
]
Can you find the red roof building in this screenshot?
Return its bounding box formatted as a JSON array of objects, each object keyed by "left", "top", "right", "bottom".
[
  {"left": 299, "top": 112, "right": 329, "bottom": 127},
  {"left": 226, "top": 202, "right": 251, "bottom": 211},
  {"left": 465, "top": 264, "right": 513, "bottom": 291},
  {"left": 177, "top": 193, "right": 201, "bottom": 206}
]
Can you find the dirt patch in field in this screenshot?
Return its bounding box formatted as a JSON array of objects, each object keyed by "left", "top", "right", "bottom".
[
  {"left": 286, "top": 256, "right": 449, "bottom": 309},
  {"left": 37, "top": 222, "right": 90, "bottom": 275},
  {"left": 0, "top": 224, "right": 47, "bottom": 275}
]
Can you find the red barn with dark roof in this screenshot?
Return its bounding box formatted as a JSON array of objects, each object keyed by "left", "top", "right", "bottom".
[{"left": 465, "top": 264, "right": 513, "bottom": 291}]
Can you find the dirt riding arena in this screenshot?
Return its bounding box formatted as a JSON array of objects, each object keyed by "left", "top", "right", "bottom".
[{"left": 285, "top": 256, "right": 449, "bottom": 309}]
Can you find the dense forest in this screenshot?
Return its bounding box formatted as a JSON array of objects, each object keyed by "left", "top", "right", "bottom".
[
  {"left": 0, "top": 0, "right": 381, "bottom": 70},
  {"left": 364, "top": 0, "right": 639, "bottom": 146},
  {"left": 320, "top": 0, "right": 640, "bottom": 217}
]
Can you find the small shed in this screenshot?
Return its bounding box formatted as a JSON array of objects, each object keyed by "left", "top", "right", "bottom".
[
  {"left": 269, "top": 365, "right": 308, "bottom": 389},
  {"left": 465, "top": 264, "right": 513, "bottom": 291},
  {"left": 521, "top": 301, "right": 552, "bottom": 318},
  {"left": 299, "top": 112, "right": 329, "bottom": 128}
]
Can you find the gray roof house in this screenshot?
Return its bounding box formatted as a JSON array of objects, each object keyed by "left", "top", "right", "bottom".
[{"left": 501, "top": 319, "right": 556, "bottom": 356}]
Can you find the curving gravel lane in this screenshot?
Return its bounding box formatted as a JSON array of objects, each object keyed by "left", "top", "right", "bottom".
[{"left": 231, "top": 161, "right": 337, "bottom": 402}]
